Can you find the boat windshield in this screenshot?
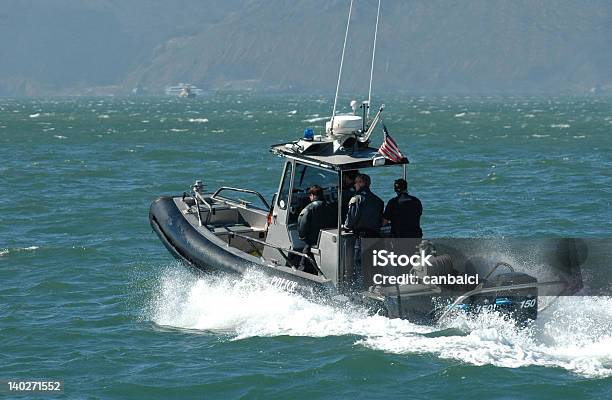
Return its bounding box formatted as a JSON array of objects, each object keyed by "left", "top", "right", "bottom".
[{"left": 288, "top": 164, "right": 338, "bottom": 224}]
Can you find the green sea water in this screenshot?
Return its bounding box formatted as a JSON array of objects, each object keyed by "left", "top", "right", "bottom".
[{"left": 0, "top": 93, "right": 611, "bottom": 399}]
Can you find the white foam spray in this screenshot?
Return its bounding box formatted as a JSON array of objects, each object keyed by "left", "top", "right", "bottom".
[
  {"left": 0, "top": 246, "right": 40, "bottom": 256},
  {"left": 147, "top": 267, "right": 612, "bottom": 378}
]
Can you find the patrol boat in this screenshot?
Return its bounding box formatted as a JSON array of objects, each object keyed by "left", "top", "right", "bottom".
[
  {"left": 148, "top": 101, "right": 584, "bottom": 324},
  {"left": 149, "top": 1, "right": 583, "bottom": 324}
]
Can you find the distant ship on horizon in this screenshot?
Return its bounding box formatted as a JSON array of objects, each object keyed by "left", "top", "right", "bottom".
[{"left": 165, "top": 83, "right": 203, "bottom": 97}]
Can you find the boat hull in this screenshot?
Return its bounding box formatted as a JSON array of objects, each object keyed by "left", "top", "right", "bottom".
[{"left": 149, "top": 196, "right": 335, "bottom": 297}]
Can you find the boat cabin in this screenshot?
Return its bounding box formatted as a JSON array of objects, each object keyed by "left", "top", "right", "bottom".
[{"left": 261, "top": 115, "right": 408, "bottom": 286}]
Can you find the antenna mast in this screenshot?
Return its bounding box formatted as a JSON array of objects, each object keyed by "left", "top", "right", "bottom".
[
  {"left": 331, "top": 0, "right": 354, "bottom": 133},
  {"left": 367, "top": 0, "right": 381, "bottom": 119}
]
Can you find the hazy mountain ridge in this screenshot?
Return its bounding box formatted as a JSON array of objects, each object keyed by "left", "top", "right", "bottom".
[{"left": 1, "top": 0, "right": 611, "bottom": 96}]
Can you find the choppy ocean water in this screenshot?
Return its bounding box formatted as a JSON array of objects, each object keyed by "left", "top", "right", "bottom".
[{"left": 0, "top": 94, "right": 611, "bottom": 399}]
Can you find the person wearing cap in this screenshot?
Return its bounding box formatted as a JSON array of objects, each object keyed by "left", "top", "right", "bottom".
[{"left": 383, "top": 178, "right": 423, "bottom": 238}]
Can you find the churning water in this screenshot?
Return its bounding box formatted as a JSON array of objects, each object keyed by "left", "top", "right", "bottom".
[{"left": 1, "top": 94, "right": 611, "bottom": 398}]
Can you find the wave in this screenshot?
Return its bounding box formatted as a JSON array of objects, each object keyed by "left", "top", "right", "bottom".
[
  {"left": 302, "top": 116, "right": 329, "bottom": 123},
  {"left": 147, "top": 267, "right": 612, "bottom": 378},
  {"left": 28, "top": 112, "right": 54, "bottom": 118},
  {"left": 0, "top": 246, "right": 40, "bottom": 256}
]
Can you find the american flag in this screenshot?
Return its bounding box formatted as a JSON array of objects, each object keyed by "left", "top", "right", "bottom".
[{"left": 378, "top": 124, "right": 404, "bottom": 163}]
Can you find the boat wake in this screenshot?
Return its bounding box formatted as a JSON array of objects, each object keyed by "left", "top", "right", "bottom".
[{"left": 147, "top": 265, "right": 612, "bottom": 378}]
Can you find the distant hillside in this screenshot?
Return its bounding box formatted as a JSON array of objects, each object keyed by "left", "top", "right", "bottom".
[
  {"left": 1, "top": 0, "right": 611, "bottom": 96},
  {"left": 0, "top": 0, "right": 244, "bottom": 95}
]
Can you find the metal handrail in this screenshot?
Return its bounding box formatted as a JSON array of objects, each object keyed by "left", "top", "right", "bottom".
[
  {"left": 197, "top": 193, "right": 213, "bottom": 226},
  {"left": 211, "top": 186, "right": 271, "bottom": 210},
  {"left": 226, "top": 230, "right": 323, "bottom": 276},
  {"left": 185, "top": 190, "right": 214, "bottom": 226},
  {"left": 193, "top": 194, "right": 204, "bottom": 226},
  {"left": 482, "top": 261, "right": 515, "bottom": 281}
]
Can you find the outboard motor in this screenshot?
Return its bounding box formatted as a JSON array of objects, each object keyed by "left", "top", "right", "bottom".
[
  {"left": 411, "top": 240, "right": 456, "bottom": 281},
  {"left": 468, "top": 272, "right": 538, "bottom": 324}
]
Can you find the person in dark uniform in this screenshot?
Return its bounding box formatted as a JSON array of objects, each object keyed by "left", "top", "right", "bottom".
[
  {"left": 383, "top": 178, "right": 423, "bottom": 238},
  {"left": 343, "top": 174, "right": 384, "bottom": 235},
  {"left": 343, "top": 173, "right": 384, "bottom": 287},
  {"left": 340, "top": 170, "right": 359, "bottom": 220},
  {"left": 297, "top": 185, "right": 337, "bottom": 273}
]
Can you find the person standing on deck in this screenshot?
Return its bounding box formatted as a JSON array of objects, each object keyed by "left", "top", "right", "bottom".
[
  {"left": 343, "top": 173, "right": 384, "bottom": 287},
  {"left": 383, "top": 178, "right": 423, "bottom": 238}
]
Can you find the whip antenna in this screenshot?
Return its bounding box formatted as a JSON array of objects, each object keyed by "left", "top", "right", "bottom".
[
  {"left": 367, "top": 0, "right": 381, "bottom": 119},
  {"left": 331, "top": 0, "right": 354, "bottom": 132}
]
